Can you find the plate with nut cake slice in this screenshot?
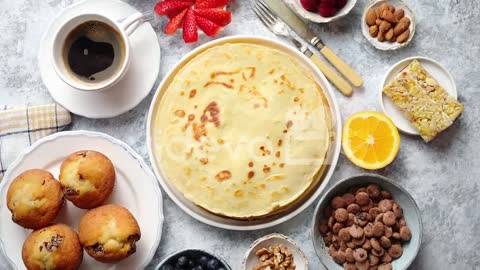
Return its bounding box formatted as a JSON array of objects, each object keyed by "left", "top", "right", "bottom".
[
  {"left": 0, "top": 131, "right": 163, "bottom": 270},
  {"left": 379, "top": 56, "right": 463, "bottom": 141}
]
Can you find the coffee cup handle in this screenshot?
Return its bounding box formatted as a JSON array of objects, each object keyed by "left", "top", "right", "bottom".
[{"left": 120, "top": 12, "right": 144, "bottom": 36}]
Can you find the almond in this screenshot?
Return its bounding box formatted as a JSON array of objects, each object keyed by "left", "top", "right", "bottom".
[
  {"left": 379, "top": 20, "right": 392, "bottom": 32},
  {"left": 381, "top": 9, "right": 396, "bottom": 24},
  {"left": 385, "top": 28, "right": 394, "bottom": 41},
  {"left": 376, "top": 19, "right": 382, "bottom": 26},
  {"left": 377, "top": 30, "right": 386, "bottom": 42},
  {"left": 394, "top": 9, "right": 405, "bottom": 21},
  {"left": 378, "top": 3, "right": 389, "bottom": 15},
  {"left": 398, "top": 16, "right": 411, "bottom": 25},
  {"left": 388, "top": 5, "right": 395, "bottom": 13},
  {"left": 366, "top": 8, "right": 377, "bottom": 26},
  {"left": 369, "top": 25, "right": 379, "bottom": 37},
  {"left": 393, "top": 17, "right": 410, "bottom": 36},
  {"left": 396, "top": 29, "right": 410, "bottom": 43}
]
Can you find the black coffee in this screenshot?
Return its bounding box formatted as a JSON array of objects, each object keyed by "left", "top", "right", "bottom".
[{"left": 63, "top": 21, "right": 125, "bottom": 82}]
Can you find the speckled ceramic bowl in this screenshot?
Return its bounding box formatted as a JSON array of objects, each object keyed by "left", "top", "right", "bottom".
[
  {"left": 155, "top": 249, "right": 232, "bottom": 270},
  {"left": 242, "top": 233, "right": 308, "bottom": 270},
  {"left": 311, "top": 174, "right": 422, "bottom": 270}
]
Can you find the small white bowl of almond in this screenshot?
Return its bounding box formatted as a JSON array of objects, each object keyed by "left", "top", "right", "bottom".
[{"left": 361, "top": 0, "right": 416, "bottom": 50}]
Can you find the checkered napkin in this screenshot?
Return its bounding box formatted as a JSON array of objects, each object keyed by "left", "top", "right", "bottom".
[{"left": 0, "top": 104, "right": 71, "bottom": 181}]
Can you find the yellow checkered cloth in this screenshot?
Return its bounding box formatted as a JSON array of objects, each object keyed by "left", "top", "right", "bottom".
[{"left": 0, "top": 104, "right": 71, "bottom": 181}]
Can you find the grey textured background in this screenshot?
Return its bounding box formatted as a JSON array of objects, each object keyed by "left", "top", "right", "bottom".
[{"left": 1, "top": 0, "right": 479, "bottom": 269}]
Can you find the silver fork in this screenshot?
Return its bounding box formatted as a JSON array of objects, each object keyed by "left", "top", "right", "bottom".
[
  {"left": 118, "top": 10, "right": 154, "bottom": 23},
  {"left": 253, "top": 0, "right": 353, "bottom": 96},
  {"left": 252, "top": 1, "right": 293, "bottom": 41}
]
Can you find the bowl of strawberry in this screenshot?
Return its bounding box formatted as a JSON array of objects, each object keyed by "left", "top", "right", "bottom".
[
  {"left": 154, "top": 0, "right": 233, "bottom": 43},
  {"left": 285, "top": 0, "right": 357, "bottom": 23}
]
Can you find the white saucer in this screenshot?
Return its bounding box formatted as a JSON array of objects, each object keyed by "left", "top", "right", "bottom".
[
  {"left": 39, "top": 0, "right": 161, "bottom": 119},
  {"left": 379, "top": 56, "right": 457, "bottom": 135},
  {"left": 0, "top": 131, "right": 163, "bottom": 270}
]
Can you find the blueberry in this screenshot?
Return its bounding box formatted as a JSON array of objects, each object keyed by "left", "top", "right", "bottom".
[
  {"left": 176, "top": 256, "right": 189, "bottom": 267},
  {"left": 207, "top": 259, "right": 220, "bottom": 270},
  {"left": 192, "top": 266, "right": 204, "bottom": 270},
  {"left": 217, "top": 268, "right": 226, "bottom": 270},
  {"left": 188, "top": 260, "right": 196, "bottom": 268},
  {"left": 160, "top": 265, "right": 175, "bottom": 270},
  {"left": 198, "top": 256, "right": 209, "bottom": 267}
]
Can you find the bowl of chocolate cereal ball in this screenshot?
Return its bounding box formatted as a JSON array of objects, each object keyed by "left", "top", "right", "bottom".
[{"left": 312, "top": 174, "right": 422, "bottom": 270}]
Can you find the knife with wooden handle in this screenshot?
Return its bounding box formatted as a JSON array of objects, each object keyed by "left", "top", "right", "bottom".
[
  {"left": 264, "top": 0, "right": 364, "bottom": 88},
  {"left": 319, "top": 45, "right": 363, "bottom": 88},
  {"left": 310, "top": 54, "right": 353, "bottom": 96},
  {"left": 290, "top": 38, "right": 352, "bottom": 96}
]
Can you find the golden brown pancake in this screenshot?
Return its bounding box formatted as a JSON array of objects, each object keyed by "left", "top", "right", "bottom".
[{"left": 153, "top": 43, "right": 331, "bottom": 218}]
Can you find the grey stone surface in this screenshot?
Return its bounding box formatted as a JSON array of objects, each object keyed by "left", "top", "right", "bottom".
[{"left": 1, "top": 0, "right": 479, "bottom": 269}]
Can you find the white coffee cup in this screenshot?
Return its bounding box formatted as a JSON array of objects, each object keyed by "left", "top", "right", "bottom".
[{"left": 52, "top": 12, "right": 144, "bottom": 91}]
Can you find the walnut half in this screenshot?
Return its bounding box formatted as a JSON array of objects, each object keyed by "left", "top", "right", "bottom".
[{"left": 253, "top": 244, "right": 296, "bottom": 270}]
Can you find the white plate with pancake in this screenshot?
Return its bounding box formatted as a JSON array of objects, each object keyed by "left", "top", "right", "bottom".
[
  {"left": 146, "top": 36, "right": 341, "bottom": 230},
  {"left": 0, "top": 131, "right": 163, "bottom": 270}
]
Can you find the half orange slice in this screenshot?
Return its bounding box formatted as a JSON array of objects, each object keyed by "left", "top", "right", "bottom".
[{"left": 342, "top": 111, "right": 400, "bottom": 170}]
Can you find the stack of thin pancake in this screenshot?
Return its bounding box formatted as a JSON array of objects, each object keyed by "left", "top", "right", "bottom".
[{"left": 154, "top": 43, "right": 331, "bottom": 219}]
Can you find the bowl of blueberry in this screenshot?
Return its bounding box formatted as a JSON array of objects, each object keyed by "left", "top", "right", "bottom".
[{"left": 156, "top": 249, "right": 232, "bottom": 270}]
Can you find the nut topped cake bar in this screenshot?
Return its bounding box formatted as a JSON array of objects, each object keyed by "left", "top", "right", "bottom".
[{"left": 383, "top": 60, "right": 464, "bottom": 142}]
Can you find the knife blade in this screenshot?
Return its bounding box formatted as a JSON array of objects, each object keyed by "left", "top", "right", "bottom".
[{"left": 262, "top": 0, "right": 364, "bottom": 87}]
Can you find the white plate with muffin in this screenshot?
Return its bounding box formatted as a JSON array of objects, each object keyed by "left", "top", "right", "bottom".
[{"left": 0, "top": 131, "right": 163, "bottom": 270}]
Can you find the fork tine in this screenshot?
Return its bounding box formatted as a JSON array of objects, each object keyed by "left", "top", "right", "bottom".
[
  {"left": 255, "top": 1, "right": 277, "bottom": 23},
  {"left": 257, "top": 0, "right": 278, "bottom": 21},
  {"left": 253, "top": 6, "right": 274, "bottom": 30},
  {"left": 253, "top": 3, "right": 275, "bottom": 25},
  {"left": 253, "top": 5, "right": 275, "bottom": 27},
  {"left": 253, "top": 7, "right": 273, "bottom": 28}
]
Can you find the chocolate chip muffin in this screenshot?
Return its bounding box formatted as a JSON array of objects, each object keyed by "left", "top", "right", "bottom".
[
  {"left": 79, "top": 204, "right": 141, "bottom": 262},
  {"left": 59, "top": 150, "right": 115, "bottom": 209},
  {"left": 7, "top": 169, "right": 64, "bottom": 229},
  {"left": 22, "top": 224, "right": 83, "bottom": 270}
]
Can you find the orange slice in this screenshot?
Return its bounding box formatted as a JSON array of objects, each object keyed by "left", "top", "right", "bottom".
[{"left": 342, "top": 111, "right": 400, "bottom": 170}]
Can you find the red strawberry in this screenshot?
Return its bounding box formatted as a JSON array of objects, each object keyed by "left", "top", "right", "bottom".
[
  {"left": 195, "top": 0, "right": 232, "bottom": 9},
  {"left": 160, "top": 0, "right": 194, "bottom": 17},
  {"left": 165, "top": 8, "right": 188, "bottom": 34},
  {"left": 195, "top": 16, "right": 222, "bottom": 37},
  {"left": 183, "top": 8, "right": 198, "bottom": 43},
  {"left": 194, "top": 8, "right": 231, "bottom": 27},
  {"left": 300, "top": 0, "right": 318, "bottom": 12},
  {"left": 167, "top": 10, "right": 182, "bottom": 19},
  {"left": 336, "top": 0, "right": 347, "bottom": 9},
  {"left": 154, "top": 0, "right": 192, "bottom": 16}
]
